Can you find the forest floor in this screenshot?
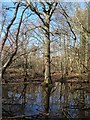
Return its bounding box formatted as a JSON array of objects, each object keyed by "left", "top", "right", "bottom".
[{"left": 2, "top": 68, "right": 88, "bottom": 84}]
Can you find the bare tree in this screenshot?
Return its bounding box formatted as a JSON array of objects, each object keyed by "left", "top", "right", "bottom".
[
  {"left": 25, "top": 1, "right": 58, "bottom": 113},
  {"left": 1, "top": 2, "right": 29, "bottom": 79}
]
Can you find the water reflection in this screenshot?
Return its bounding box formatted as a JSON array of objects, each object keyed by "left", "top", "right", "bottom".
[{"left": 2, "top": 82, "right": 90, "bottom": 118}]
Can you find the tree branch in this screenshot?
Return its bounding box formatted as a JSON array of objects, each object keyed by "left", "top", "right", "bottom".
[
  {"left": 59, "top": 3, "right": 77, "bottom": 46},
  {"left": 1, "top": 1, "right": 20, "bottom": 51},
  {"left": 2, "top": 5, "right": 29, "bottom": 76},
  {"left": 50, "top": 3, "right": 58, "bottom": 18}
]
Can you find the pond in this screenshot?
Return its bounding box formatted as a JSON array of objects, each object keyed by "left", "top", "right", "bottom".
[{"left": 2, "top": 82, "right": 90, "bottom": 119}]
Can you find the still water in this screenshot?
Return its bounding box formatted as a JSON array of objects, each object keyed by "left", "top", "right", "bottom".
[{"left": 2, "top": 82, "right": 90, "bottom": 118}]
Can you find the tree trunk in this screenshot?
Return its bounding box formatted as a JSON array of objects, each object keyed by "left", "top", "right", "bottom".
[
  {"left": 28, "top": 2, "right": 57, "bottom": 114},
  {"left": 88, "top": 2, "right": 90, "bottom": 82},
  {"left": 44, "top": 87, "right": 51, "bottom": 113},
  {"left": 0, "top": 53, "right": 2, "bottom": 119},
  {"left": 43, "top": 15, "right": 52, "bottom": 114},
  {"left": 44, "top": 20, "right": 52, "bottom": 84}
]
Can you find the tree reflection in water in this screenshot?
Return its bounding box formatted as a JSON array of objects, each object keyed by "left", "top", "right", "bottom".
[{"left": 2, "top": 82, "right": 90, "bottom": 118}]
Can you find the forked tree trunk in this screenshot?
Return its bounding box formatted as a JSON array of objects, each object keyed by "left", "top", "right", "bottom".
[{"left": 28, "top": 1, "right": 57, "bottom": 114}]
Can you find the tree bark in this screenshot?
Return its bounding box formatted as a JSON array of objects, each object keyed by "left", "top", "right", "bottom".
[
  {"left": 43, "top": 15, "right": 51, "bottom": 114},
  {"left": 88, "top": 2, "right": 90, "bottom": 82},
  {"left": 44, "top": 15, "right": 51, "bottom": 85}
]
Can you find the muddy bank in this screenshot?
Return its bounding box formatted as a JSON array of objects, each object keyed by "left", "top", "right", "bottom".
[{"left": 2, "top": 71, "right": 88, "bottom": 84}]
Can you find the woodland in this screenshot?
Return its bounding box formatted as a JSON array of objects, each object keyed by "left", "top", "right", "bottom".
[{"left": 0, "top": 1, "right": 90, "bottom": 120}]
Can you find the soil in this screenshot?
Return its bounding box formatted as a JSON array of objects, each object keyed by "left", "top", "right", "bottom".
[{"left": 3, "top": 70, "right": 88, "bottom": 84}]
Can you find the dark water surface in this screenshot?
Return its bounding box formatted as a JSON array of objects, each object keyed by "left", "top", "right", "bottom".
[{"left": 2, "top": 82, "right": 90, "bottom": 118}]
